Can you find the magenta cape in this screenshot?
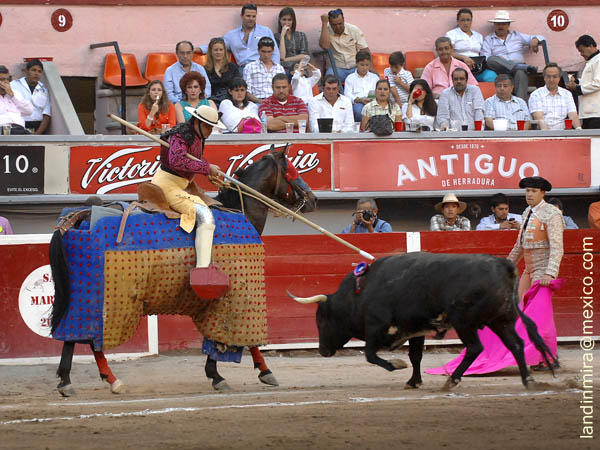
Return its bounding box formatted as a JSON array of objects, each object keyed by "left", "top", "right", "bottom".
[{"left": 426, "top": 279, "right": 565, "bottom": 376}]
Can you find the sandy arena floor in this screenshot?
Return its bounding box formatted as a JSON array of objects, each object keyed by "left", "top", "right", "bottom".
[{"left": 0, "top": 346, "right": 597, "bottom": 450}]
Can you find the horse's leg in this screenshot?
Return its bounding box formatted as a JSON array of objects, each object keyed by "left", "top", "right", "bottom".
[
  {"left": 250, "top": 347, "right": 279, "bottom": 386},
  {"left": 90, "top": 345, "right": 124, "bottom": 394},
  {"left": 56, "top": 341, "right": 76, "bottom": 397},
  {"left": 205, "top": 356, "right": 232, "bottom": 391}
]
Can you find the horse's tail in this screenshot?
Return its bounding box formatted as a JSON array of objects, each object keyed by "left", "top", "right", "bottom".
[
  {"left": 49, "top": 229, "right": 70, "bottom": 333},
  {"left": 512, "top": 269, "right": 557, "bottom": 376}
]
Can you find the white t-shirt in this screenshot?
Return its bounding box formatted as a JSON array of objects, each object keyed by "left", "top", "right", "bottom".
[
  {"left": 291, "top": 68, "right": 321, "bottom": 104},
  {"left": 344, "top": 71, "right": 380, "bottom": 102},
  {"left": 401, "top": 103, "right": 436, "bottom": 129},
  {"left": 10, "top": 77, "right": 51, "bottom": 121},
  {"left": 446, "top": 27, "right": 484, "bottom": 57},
  {"left": 218, "top": 99, "right": 259, "bottom": 132}
]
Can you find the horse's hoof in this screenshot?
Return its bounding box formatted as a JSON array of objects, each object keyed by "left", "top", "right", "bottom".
[
  {"left": 404, "top": 381, "right": 422, "bottom": 389},
  {"left": 110, "top": 379, "right": 124, "bottom": 394},
  {"left": 213, "top": 380, "right": 233, "bottom": 392},
  {"left": 259, "top": 370, "right": 279, "bottom": 386},
  {"left": 57, "top": 383, "right": 76, "bottom": 397},
  {"left": 390, "top": 359, "right": 408, "bottom": 370},
  {"left": 525, "top": 376, "right": 535, "bottom": 390},
  {"left": 441, "top": 377, "right": 459, "bottom": 391}
]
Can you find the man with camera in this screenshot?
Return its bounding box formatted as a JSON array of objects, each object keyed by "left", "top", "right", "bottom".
[
  {"left": 341, "top": 198, "right": 392, "bottom": 233},
  {"left": 476, "top": 192, "right": 521, "bottom": 230}
]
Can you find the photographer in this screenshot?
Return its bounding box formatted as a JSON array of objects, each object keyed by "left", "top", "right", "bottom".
[
  {"left": 476, "top": 193, "right": 521, "bottom": 230},
  {"left": 341, "top": 198, "right": 392, "bottom": 234}
]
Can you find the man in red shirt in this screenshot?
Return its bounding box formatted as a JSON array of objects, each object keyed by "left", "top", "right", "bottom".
[{"left": 258, "top": 73, "right": 308, "bottom": 132}]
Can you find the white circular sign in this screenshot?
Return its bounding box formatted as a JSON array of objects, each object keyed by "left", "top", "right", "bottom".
[{"left": 19, "top": 265, "right": 55, "bottom": 338}]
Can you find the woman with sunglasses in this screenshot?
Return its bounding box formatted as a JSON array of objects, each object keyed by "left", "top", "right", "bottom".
[
  {"left": 274, "top": 7, "right": 309, "bottom": 74},
  {"left": 204, "top": 37, "right": 241, "bottom": 106}
]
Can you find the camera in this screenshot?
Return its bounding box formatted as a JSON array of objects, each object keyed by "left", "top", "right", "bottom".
[{"left": 361, "top": 210, "right": 373, "bottom": 221}]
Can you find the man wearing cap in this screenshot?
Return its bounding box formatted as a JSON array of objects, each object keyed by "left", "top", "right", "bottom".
[
  {"left": 430, "top": 193, "right": 471, "bottom": 231},
  {"left": 151, "top": 104, "right": 226, "bottom": 291},
  {"left": 566, "top": 35, "right": 600, "bottom": 129},
  {"left": 481, "top": 10, "right": 544, "bottom": 101},
  {"left": 508, "top": 176, "right": 563, "bottom": 370}
]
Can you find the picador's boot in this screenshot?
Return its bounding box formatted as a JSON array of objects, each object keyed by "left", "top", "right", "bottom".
[{"left": 189, "top": 206, "right": 230, "bottom": 299}]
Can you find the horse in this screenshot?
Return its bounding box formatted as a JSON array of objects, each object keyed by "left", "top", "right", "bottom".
[{"left": 50, "top": 144, "right": 317, "bottom": 396}]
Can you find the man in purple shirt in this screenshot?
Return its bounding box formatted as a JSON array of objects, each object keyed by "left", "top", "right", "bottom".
[
  {"left": 482, "top": 10, "right": 545, "bottom": 101},
  {"left": 0, "top": 216, "right": 13, "bottom": 235}
]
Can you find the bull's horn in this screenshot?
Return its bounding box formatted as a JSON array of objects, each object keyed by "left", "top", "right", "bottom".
[{"left": 287, "top": 291, "right": 327, "bottom": 304}]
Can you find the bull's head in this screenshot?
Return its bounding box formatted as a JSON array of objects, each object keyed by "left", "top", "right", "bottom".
[{"left": 288, "top": 292, "right": 352, "bottom": 357}]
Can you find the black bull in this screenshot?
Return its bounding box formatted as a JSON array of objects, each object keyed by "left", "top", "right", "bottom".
[{"left": 290, "top": 252, "right": 556, "bottom": 390}]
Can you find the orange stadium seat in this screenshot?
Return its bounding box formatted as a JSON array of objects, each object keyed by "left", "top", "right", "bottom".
[
  {"left": 478, "top": 81, "right": 496, "bottom": 100},
  {"left": 144, "top": 52, "right": 177, "bottom": 82},
  {"left": 312, "top": 84, "right": 320, "bottom": 96},
  {"left": 103, "top": 53, "right": 148, "bottom": 87},
  {"left": 371, "top": 53, "right": 390, "bottom": 78},
  {"left": 193, "top": 53, "right": 208, "bottom": 65},
  {"left": 404, "top": 51, "right": 435, "bottom": 78}
]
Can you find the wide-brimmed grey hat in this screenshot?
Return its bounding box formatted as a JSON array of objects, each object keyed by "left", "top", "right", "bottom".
[{"left": 184, "top": 104, "right": 226, "bottom": 129}]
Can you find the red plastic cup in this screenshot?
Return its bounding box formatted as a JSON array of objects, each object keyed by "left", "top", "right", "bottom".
[
  {"left": 564, "top": 119, "right": 573, "bottom": 130},
  {"left": 516, "top": 120, "right": 525, "bottom": 130},
  {"left": 474, "top": 120, "right": 483, "bottom": 131},
  {"left": 412, "top": 88, "right": 422, "bottom": 100},
  {"left": 394, "top": 121, "right": 405, "bottom": 132}
]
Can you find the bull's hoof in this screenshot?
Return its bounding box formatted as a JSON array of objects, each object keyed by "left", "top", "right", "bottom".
[
  {"left": 390, "top": 359, "right": 408, "bottom": 370},
  {"left": 258, "top": 370, "right": 279, "bottom": 387},
  {"left": 404, "top": 380, "right": 422, "bottom": 389},
  {"left": 524, "top": 376, "right": 535, "bottom": 390},
  {"left": 441, "top": 377, "right": 460, "bottom": 391},
  {"left": 212, "top": 380, "right": 233, "bottom": 392},
  {"left": 110, "top": 379, "right": 124, "bottom": 394},
  {"left": 57, "top": 383, "right": 76, "bottom": 397}
]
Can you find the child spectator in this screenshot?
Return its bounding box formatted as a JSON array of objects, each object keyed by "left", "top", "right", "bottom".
[
  {"left": 291, "top": 62, "right": 321, "bottom": 104},
  {"left": 344, "top": 50, "right": 379, "bottom": 121},
  {"left": 384, "top": 51, "right": 414, "bottom": 105}
]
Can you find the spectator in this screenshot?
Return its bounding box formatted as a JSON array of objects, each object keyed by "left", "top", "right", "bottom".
[
  {"left": 341, "top": 198, "right": 391, "bottom": 233},
  {"left": 476, "top": 193, "right": 521, "bottom": 230},
  {"left": 529, "top": 63, "right": 581, "bottom": 130},
  {"left": 446, "top": 8, "right": 496, "bottom": 82},
  {"left": 547, "top": 197, "right": 579, "bottom": 229},
  {"left": 223, "top": 3, "right": 280, "bottom": 70},
  {"left": 164, "top": 41, "right": 211, "bottom": 104},
  {"left": 422, "top": 37, "right": 478, "bottom": 99},
  {"left": 204, "top": 37, "right": 241, "bottom": 106},
  {"left": 137, "top": 80, "right": 176, "bottom": 133},
  {"left": 243, "top": 37, "right": 285, "bottom": 104},
  {"left": 436, "top": 68, "right": 484, "bottom": 130},
  {"left": 0, "top": 215, "right": 13, "bottom": 235},
  {"left": 274, "top": 7, "right": 309, "bottom": 75},
  {"left": 484, "top": 74, "right": 532, "bottom": 130},
  {"left": 360, "top": 79, "right": 402, "bottom": 132},
  {"left": 218, "top": 77, "right": 260, "bottom": 133},
  {"left": 430, "top": 193, "right": 471, "bottom": 231},
  {"left": 588, "top": 200, "right": 600, "bottom": 228},
  {"left": 10, "top": 59, "right": 51, "bottom": 134},
  {"left": 0, "top": 65, "right": 34, "bottom": 135},
  {"left": 175, "top": 72, "right": 215, "bottom": 124},
  {"left": 383, "top": 51, "right": 414, "bottom": 105},
  {"left": 344, "top": 50, "right": 379, "bottom": 122},
  {"left": 258, "top": 73, "right": 308, "bottom": 132},
  {"left": 566, "top": 35, "right": 600, "bottom": 129},
  {"left": 291, "top": 62, "right": 321, "bottom": 104},
  {"left": 481, "top": 10, "right": 544, "bottom": 101},
  {"left": 307, "top": 74, "right": 354, "bottom": 133},
  {"left": 402, "top": 79, "right": 437, "bottom": 131},
  {"left": 319, "top": 8, "right": 370, "bottom": 82}
]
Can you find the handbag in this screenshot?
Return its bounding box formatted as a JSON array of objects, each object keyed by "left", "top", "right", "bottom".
[
  {"left": 470, "top": 56, "right": 487, "bottom": 76},
  {"left": 239, "top": 117, "right": 261, "bottom": 133},
  {"left": 368, "top": 104, "right": 394, "bottom": 136}
]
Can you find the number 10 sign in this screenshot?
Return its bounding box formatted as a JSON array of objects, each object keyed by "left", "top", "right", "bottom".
[
  {"left": 51, "top": 8, "right": 73, "bottom": 32},
  {"left": 547, "top": 9, "right": 569, "bottom": 32}
]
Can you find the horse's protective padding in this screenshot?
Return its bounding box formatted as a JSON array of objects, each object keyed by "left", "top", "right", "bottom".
[{"left": 53, "top": 209, "right": 268, "bottom": 350}]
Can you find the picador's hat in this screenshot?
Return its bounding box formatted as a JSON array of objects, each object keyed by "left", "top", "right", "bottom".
[
  {"left": 519, "top": 176, "right": 552, "bottom": 191},
  {"left": 185, "top": 104, "right": 226, "bottom": 129}
]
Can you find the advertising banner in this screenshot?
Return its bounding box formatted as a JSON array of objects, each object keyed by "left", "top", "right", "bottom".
[
  {"left": 0, "top": 146, "right": 45, "bottom": 195},
  {"left": 69, "top": 143, "right": 331, "bottom": 194},
  {"left": 334, "top": 139, "right": 591, "bottom": 191}
]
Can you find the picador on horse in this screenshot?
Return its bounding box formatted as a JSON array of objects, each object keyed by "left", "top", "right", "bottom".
[{"left": 49, "top": 104, "right": 316, "bottom": 395}]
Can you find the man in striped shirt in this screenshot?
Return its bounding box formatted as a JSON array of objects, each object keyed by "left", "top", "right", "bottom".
[
  {"left": 258, "top": 73, "right": 308, "bottom": 132},
  {"left": 484, "top": 74, "right": 531, "bottom": 130}
]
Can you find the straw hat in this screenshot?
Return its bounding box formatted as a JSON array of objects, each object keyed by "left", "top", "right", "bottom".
[
  {"left": 435, "top": 193, "right": 467, "bottom": 213},
  {"left": 488, "top": 10, "right": 514, "bottom": 23},
  {"left": 184, "top": 104, "right": 226, "bottom": 129}
]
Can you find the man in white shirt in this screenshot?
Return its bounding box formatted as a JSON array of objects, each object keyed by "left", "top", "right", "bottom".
[
  {"left": 10, "top": 59, "right": 51, "bottom": 134},
  {"left": 344, "top": 50, "right": 379, "bottom": 122},
  {"left": 243, "top": 37, "right": 285, "bottom": 104},
  {"left": 566, "top": 34, "right": 600, "bottom": 129},
  {"left": 164, "top": 41, "right": 211, "bottom": 104},
  {"left": 0, "top": 65, "right": 34, "bottom": 134},
  {"left": 308, "top": 75, "right": 354, "bottom": 132},
  {"left": 529, "top": 63, "right": 581, "bottom": 130},
  {"left": 476, "top": 193, "right": 521, "bottom": 230}
]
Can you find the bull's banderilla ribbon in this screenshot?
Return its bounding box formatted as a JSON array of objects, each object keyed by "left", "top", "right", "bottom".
[{"left": 108, "top": 113, "right": 376, "bottom": 261}]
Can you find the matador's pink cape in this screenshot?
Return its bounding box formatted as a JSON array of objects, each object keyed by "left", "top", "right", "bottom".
[{"left": 426, "top": 279, "right": 565, "bottom": 376}]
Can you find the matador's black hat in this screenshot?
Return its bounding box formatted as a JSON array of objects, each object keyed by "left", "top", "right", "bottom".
[{"left": 519, "top": 176, "right": 552, "bottom": 191}]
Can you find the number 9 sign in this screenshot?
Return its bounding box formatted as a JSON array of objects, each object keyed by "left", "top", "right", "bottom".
[
  {"left": 51, "top": 8, "right": 73, "bottom": 32},
  {"left": 547, "top": 9, "right": 569, "bottom": 32}
]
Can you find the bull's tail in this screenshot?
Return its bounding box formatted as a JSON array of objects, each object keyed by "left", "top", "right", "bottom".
[
  {"left": 49, "top": 229, "right": 70, "bottom": 334},
  {"left": 512, "top": 270, "right": 558, "bottom": 376}
]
